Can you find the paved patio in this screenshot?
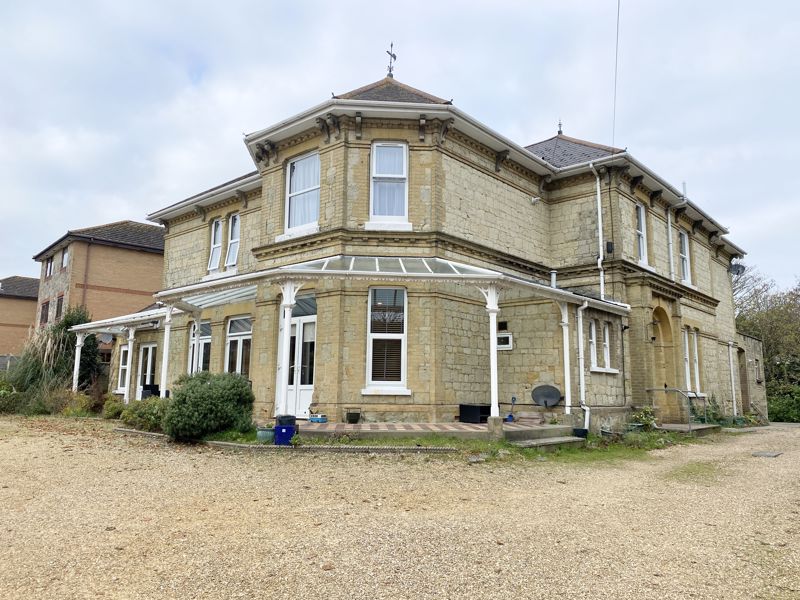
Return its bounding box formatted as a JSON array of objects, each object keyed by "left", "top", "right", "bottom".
[{"left": 297, "top": 420, "right": 572, "bottom": 441}]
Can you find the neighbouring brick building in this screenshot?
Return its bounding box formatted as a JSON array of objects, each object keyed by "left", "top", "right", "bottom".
[
  {"left": 0, "top": 276, "right": 39, "bottom": 367},
  {"left": 73, "top": 77, "right": 766, "bottom": 427}
]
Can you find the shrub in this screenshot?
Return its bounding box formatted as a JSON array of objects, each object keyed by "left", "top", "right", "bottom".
[
  {"left": 102, "top": 396, "right": 125, "bottom": 419},
  {"left": 767, "top": 383, "right": 800, "bottom": 423},
  {"left": 61, "top": 392, "right": 97, "bottom": 417},
  {"left": 162, "top": 372, "right": 254, "bottom": 441},
  {"left": 628, "top": 406, "right": 657, "bottom": 431},
  {"left": 120, "top": 397, "right": 169, "bottom": 432}
]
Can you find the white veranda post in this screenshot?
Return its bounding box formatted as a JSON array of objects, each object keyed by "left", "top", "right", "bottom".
[
  {"left": 71, "top": 333, "right": 85, "bottom": 392},
  {"left": 159, "top": 305, "right": 173, "bottom": 397},
  {"left": 123, "top": 328, "right": 135, "bottom": 402},
  {"left": 478, "top": 284, "right": 501, "bottom": 418},
  {"left": 278, "top": 281, "right": 303, "bottom": 416},
  {"left": 192, "top": 315, "right": 201, "bottom": 374}
]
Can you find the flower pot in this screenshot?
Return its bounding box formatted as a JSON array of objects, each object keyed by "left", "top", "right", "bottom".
[{"left": 256, "top": 427, "right": 275, "bottom": 443}]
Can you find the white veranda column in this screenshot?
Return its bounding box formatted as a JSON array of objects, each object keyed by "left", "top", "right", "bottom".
[
  {"left": 278, "top": 281, "right": 303, "bottom": 416},
  {"left": 71, "top": 332, "right": 86, "bottom": 392},
  {"left": 159, "top": 305, "right": 173, "bottom": 397},
  {"left": 123, "top": 327, "right": 135, "bottom": 403},
  {"left": 478, "top": 284, "right": 501, "bottom": 418},
  {"left": 192, "top": 315, "right": 202, "bottom": 374},
  {"left": 559, "top": 302, "right": 572, "bottom": 414}
]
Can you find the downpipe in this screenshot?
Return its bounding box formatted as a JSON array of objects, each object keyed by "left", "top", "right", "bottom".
[
  {"left": 576, "top": 301, "right": 590, "bottom": 429},
  {"left": 589, "top": 163, "right": 605, "bottom": 300}
]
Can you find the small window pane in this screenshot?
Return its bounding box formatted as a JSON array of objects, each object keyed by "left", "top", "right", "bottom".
[
  {"left": 201, "top": 341, "right": 211, "bottom": 371},
  {"left": 371, "top": 339, "right": 402, "bottom": 381},
  {"left": 241, "top": 338, "right": 251, "bottom": 379},
  {"left": 377, "top": 257, "right": 403, "bottom": 273},
  {"left": 289, "top": 154, "right": 320, "bottom": 193},
  {"left": 373, "top": 181, "right": 405, "bottom": 216},
  {"left": 292, "top": 297, "right": 317, "bottom": 317},
  {"left": 375, "top": 145, "right": 404, "bottom": 176},
  {"left": 228, "top": 317, "right": 252, "bottom": 335},
  {"left": 228, "top": 339, "right": 239, "bottom": 373},
  {"left": 288, "top": 189, "right": 319, "bottom": 228},
  {"left": 400, "top": 258, "right": 429, "bottom": 273},
  {"left": 370, "top": 289, "right": 405, "bottom": 334},
  {"left": 353, "top": 256, "right": 376, "bottom": 272}
]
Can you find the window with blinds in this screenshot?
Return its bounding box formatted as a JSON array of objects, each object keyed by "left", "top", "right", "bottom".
[{"left": 367, "top": 288, "right": 406, "bottom": 384}]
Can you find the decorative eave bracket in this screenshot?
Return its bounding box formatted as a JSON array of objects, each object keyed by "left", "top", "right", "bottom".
[
  {"left": 438, "top": 119, "right": 454, "bottom": 145},
  {"left": 355, "top": 112, "right": 362, "bottom": 140},
  {"left": 254, "top": 141, "right": 277, "bottom": 166},
  {"left": 194, "top": 205, "right": 207, "bottom": 222},
  {"left": 692, "top": 219, "right": 703, "bottom": 235},
  {"left": 236, "top": 190, "right": 249, "bottom": 209},
  {"left": 495, "top": 150, "right": 510, "bottom": 173},
  {"left": 418, "top": 114, "right": 426, "bottom": 142},
  {"left": 629, "top": 175, "right": 644, "bottom": 194},
  {"left": 649, "top": 189, "right": 662, "bottom": 208}
]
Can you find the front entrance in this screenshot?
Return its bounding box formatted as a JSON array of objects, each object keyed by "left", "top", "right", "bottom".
[
  {"left": 136, "top": 344, "right": 157, "bottom": 400},
  {"left": 276, "top": 296, "right": 317, "bottom": 418}
]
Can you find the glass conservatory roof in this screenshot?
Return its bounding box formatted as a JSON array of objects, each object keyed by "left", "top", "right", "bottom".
[{"left": 282, "top": 255, "right": 500, "bottom": 277}]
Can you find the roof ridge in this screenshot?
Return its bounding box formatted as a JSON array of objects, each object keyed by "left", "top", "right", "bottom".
[
  {"left": 554, "top": 133, "right": 624, "bottom": 154},
  {"left": 70, "top": 219, "right": 162, "bottom": 235},
  {"left": 334, "top": 77, "right": 450, "bottom": 104}
]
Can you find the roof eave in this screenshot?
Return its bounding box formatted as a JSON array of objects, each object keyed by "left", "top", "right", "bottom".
[{"left": 147, "top": 173, "right": 262, "bottom": 222}]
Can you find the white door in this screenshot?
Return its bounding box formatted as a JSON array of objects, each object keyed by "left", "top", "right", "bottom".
[
  {"left": 277, "top": 316, "right": 316, "bottom": 418},
  {"left": 136, "top": 344, "right": 157, "bottom": 400}
]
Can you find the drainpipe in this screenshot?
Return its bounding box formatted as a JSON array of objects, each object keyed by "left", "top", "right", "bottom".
[
  {"left": 575, "top": 301, "right": 590, "bottom": 429},
  {"left": 589, "top": 163, "right": 605, "bottom": 300},
  {"left": 728, "top": 342, "right": 738, "bottom": 417},
  {"left": 668, "top": 196, "right": 689, "bottom": 281},
  {"left": 559, "top": 302, "right": 572, "bottom": 415}
]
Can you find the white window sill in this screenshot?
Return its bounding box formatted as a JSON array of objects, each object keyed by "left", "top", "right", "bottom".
[
  {"left": 276, "top": 223, "right": 319, "bottom": 242},
  {"left": 202, "top": 267, "right": 238, "bottom": 282},
  {"left": 364, "top": 221, "right": 413, "bottom": 232},
  {"left": 114, "top": 388, "right": 127, "bottom": 396},
  {"left": 638, "top": 261, "right": 656, "bottom": 272},
  {"left": 680, "top": 280, "right": 697, "bottom": 290},
  {"left": 361, "top": 387, "right": 412, "bottom": 396},
  {"left": 590, "top": 367, "right": 620, "bottom": 374}
]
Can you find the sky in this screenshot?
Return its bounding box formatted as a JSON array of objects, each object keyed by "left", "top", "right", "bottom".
[{"left": 1, "top": 1, "right": 798, "bottom": 288}]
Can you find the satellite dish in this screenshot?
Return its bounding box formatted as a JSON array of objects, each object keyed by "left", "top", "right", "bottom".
[
  {"left": 532, "top": 384, "right": 562, "bottom": 408},
  {"left": 729, "top": 263, "right": 746, "bottom": 276}
]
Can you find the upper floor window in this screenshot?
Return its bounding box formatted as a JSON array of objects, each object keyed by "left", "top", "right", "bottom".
[
  {"left": 369, "top": 143, "right": 408, "bottom": 227},
  {"left": 678, "top": 230, "right": 692, "bottom": 284},
  {"left": 207, "top": 219, "right": 223, "bottom": 271},
  {"left": 61, "top": 247, "right": 69, "bottom": 270},
  {"left": 286, "top": 153, "right": 320, "bottom": 231},
  {"left": 45, "top": 257, "right": 53, "bottom": 278},
  {"left": 635, "top": 204, "right": 648, "bottom": 264},
  {"left": 40, "top": 301, "right": 49, "bottom": 325},
  {"left": 55, "top": 296, "right": 63, "bottom": 320},
  {"left": 224, "top": 213, "right": 240, "bottom": 268},
  {"left": 367, "top": 288, "right": 406, "bottom": 387},
  {"left": 225, "top": 316, "right": 252, "bottom": 379}
]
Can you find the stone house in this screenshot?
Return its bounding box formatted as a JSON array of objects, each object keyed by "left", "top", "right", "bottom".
[
  {"left": 0, "top": 276, "right": 39, "bottom": 367},
  {"left": 71, "top": 77, "right": 766, "bottom": 427}
]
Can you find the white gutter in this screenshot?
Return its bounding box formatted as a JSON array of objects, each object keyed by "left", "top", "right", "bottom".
[
  {"left": 589, "top": 163, "right": 606, "bottom": 300},
  {"left": 576, "top": 301, "right": 591, "bottom": 429},
  {"left": 728, "top": 342, "right": 738, "bottom": 417},
  {"left": 148, "top": 173, "right": 261, "bottom": 222}
]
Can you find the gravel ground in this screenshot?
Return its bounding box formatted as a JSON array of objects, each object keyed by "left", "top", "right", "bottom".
[{"left": 0, "top": 417, "right": 798, "bottom": 600}]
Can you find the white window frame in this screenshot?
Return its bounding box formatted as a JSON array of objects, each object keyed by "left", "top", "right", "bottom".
[
  {"left": 188, "top": 321, "right": 212, "bottom": 374},
  {"left": 366, "top": 142, "right": 411, "bottom": 231},
  {"left": 45, "top": 257, "right": 53, "bottom": 278},
  {"left": 602, "top": 322, "right": 611, "bottom": 367},
  {"left": 691, "top": 329, "right": 702, "bottom": 394},
  {"left": 281, "top": 151, "right": 320, "bottom": 239},
  {"left": 136, "top": 343, "right": 158, "bottom": 400},
  {"left": 497, "top": 333, "right": 513, "bottom": 350},
  {"left": 589, "top": 319, "right": 598, "bottom": 369},
  {"left": 224, "top": 213, "right": 240, "bottom": 269},
  {"left": 363, "top": 287, "right": 410, "bottom": 395},
  {"left": 635, "top": 203, "right": 649, "bottom": 265},
  {"left": 207, "top": 219, "right": 223, "bottom": 272},
  {"left": 225, "top": 316, "right": 252, "bottom": 376},
  {"left": 61, "top": 247, "right": 69, "bottom": 270},
  {"left": 117, "top": 346, "right": 129, "bottom": 392},
  {"left": 683, "top": 327, "right": 692, "bottom": 392},
  {"left": 679, "top": 230, "right": 692, "bottom": 284}
]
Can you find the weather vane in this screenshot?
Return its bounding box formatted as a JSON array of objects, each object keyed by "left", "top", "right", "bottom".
[{"left": 386, "top": 42, "right": 396, "bottom": 78}]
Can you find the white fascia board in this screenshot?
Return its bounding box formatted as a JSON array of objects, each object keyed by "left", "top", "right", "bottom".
[
  {"left": 147, "top": 173, "right": 261, "bottom": 222},
  {"left": 69, "top": 307, "right": 182, "bottom": 333},
  {"left": 244, "top": 99, "right": 555, "bottom": 176}
]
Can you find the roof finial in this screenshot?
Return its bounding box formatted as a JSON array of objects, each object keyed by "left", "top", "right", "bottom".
[
  {"left": 386, "top": 42, "right": 396, "bottom": 78},
  {"left": 558, "top": 119, "right": 563, "bottom": 135}
]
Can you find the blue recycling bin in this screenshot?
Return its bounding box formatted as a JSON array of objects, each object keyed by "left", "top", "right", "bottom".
[{"left": 274, "top": 425, "right": 296, "bottom": 446}]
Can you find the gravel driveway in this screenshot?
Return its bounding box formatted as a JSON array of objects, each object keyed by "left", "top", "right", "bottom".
[{"left": 0, "top": 417, "right": 798, "bottom": 600}]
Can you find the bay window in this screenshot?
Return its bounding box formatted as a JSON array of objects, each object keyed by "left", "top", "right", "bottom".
[
  {"left": 366, "top": 288, "right": 407, "bottom": 389},
  {"left": 286, "top": 152, "right": 320, "bottom": 232},
  {"left": 225, "top": 316, "right": 252, "bottom": 379}
]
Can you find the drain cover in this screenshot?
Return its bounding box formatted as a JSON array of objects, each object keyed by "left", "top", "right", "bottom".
[{"left": 752, "top": 451, "right": 782, "bottom": 458}]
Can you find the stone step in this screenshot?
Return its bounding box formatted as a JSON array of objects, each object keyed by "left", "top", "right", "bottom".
[
  {"left": 511, "top": 436, "right": 586, "bottom": 451},
  {"left": 504, "top": 425, "right": 573, "bottom": 441}
]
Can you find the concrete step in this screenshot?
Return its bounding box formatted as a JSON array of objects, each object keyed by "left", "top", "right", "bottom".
[
  {"left": 511, "top": 436, "right": 586, "bottom": 451},
  {"left": 504, "top": 424, "right": 573, "bottom": 441}
]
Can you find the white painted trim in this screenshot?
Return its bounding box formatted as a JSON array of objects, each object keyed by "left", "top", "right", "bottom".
[
  {"left": 275, "top": 222, "right": 319, "bottom": 243},
  {"left": 590, "top": 366, "right": 620, "bottom": 375},
  {"left": 364, "top": 221, "right": 413, "bottom": 232},
  {"left": 361, "top": 387, "right": 412, "bottom": 396}
]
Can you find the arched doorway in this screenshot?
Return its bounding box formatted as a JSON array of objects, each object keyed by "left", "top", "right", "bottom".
[{"left": 651, "top": 306, "right": 677, "bottom": 420}]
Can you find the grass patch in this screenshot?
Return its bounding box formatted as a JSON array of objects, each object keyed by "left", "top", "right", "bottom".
[{"left": 664, "top": 460, "right": 722, "bottom": 483}]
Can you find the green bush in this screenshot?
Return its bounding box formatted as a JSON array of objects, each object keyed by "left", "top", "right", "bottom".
[
  {"left": 61, "top": 392, "right": 97, "bottom": 417},
  {"left": 102, "top": 396, "right": 125, "bottom": 419},
  {"left": 162, "top": 372, "right": 254, "bottom": 441},
  {"left": 767, "top": 383, "right": 800, "bottom": 423},
  {"left": 628, "top": 406, "right": 657, "bottom": 430},
  {"left": 0, "top": 391, "right": 26, "bottom": 414},
  {"left": 121, "top": 397, "right": 169, "bottom": 432}
]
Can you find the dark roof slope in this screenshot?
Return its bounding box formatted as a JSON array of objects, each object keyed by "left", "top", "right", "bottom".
[
  {"left": 0, "top": 276, "right": 39, "bottom": 300},
  {"left": 34, "top": 220, "right": 165, "bottom": 260},
  {"left": 334, "top": 77, "right": 451, "bottom": 105},
  {"left": 525, "top": 134, "right": 624, "bottom": 168}
]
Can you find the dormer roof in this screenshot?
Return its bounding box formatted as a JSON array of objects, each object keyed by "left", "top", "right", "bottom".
[{"left": 333, "top": 77, "right": 451, "bottom": 105}]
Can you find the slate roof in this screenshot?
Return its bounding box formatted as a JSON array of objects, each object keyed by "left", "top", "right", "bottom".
[
  {"left": 525, "top": 134, "right": 624, "bottom": 168},
  {"left": 0, "top": 276, "right": 39, "bottom": 300},
  {"left": 34, "top": 220, "right": 165, "bottom": 261},
  {"left": 334, "top": 77, "right": 451, "bottom": 105}
]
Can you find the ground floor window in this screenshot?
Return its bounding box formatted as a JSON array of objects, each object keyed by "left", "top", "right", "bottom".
[
  {"left": 118, "top": 346, "right": 129, "bottom": 390},
  {"left": 367, "top": 288, "right": 406, "bottom": 386},
  {"left": 225, "top": 316, "right": 252, "bottom": 379},
  {"left": 188, "top": 321, "right": 212, "bottom": 373}
]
